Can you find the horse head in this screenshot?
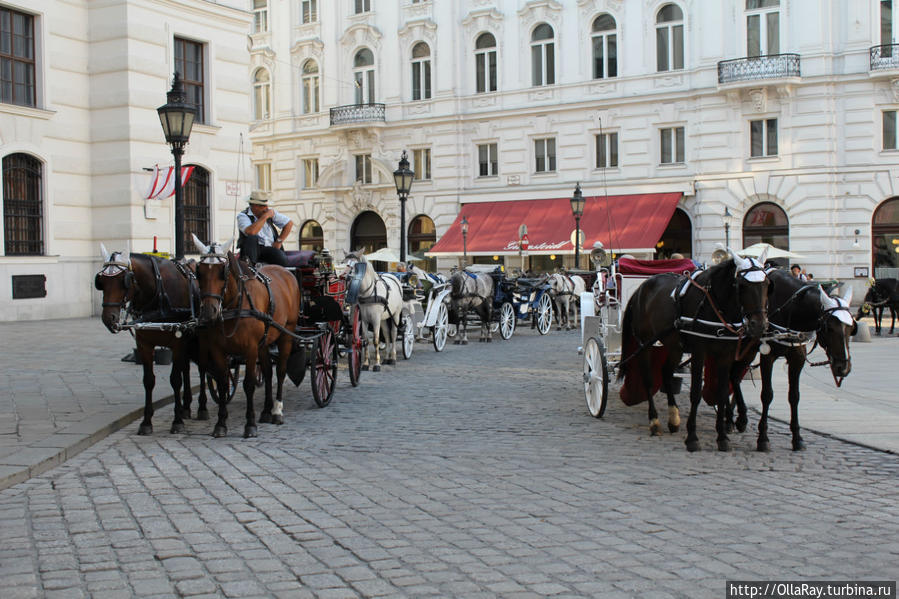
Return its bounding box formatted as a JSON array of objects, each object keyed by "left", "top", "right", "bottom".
[
  {"left": 193, "top": 235, "right": 234, "bottom": 322},
  {"left": 816, "top": 285, "right": 855, "bottom": 383},
  {"left": 95, "top": 245, "right": 136, "bottom": 333},
  {"left": 728, "top": 249, "right": 771, "bottom": 339}
]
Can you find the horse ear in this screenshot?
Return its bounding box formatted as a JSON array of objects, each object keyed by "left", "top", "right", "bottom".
[
  {"left": 100, "top": 243, "right": 111, "bottom": 262},
  {"left": 222, "top": 236, "right": 235, "bottom": 253},
  {"left": 729, "top": 247, "right": 749, "bottom": 272},
  {"left": 757, "top": 245, "right": 770, "bottom": 264},
  {"left": 819, "top": 286, "right": 837, "bottom": 309},
  {"left": 192, "top": 234, "right": 209, "bottom": 255}
]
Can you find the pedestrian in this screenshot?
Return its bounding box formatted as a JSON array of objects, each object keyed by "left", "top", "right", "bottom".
[
  {"left": 790, "top": 263, "right": 808, "bottom": 281},
  {"left": 236, "top": 190, "right": 294, "bottom": 266}
]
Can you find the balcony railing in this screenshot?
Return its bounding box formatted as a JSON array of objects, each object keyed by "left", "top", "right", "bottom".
[
  {"left": 717, "top": 53, "right": 801, "bottom": 84},
  {"left": 329, "top": 103, "right": 386, "bottom": 126},
  {"left": 871, "top": 44, "right": 899, "bottom": 71}
]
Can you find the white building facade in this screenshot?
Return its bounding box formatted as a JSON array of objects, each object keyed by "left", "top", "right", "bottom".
[
  {"left": 249, "top": 0, "right": 899, "bottom": 299},
  {"left": 0, "top": 0, "right": 251, "bottom": 321}
]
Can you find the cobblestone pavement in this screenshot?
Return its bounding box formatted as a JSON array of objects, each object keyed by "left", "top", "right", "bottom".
[{"left": 1, "top": 326, "right": 897, "bottom": 598}]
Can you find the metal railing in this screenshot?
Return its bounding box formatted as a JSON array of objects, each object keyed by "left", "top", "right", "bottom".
[
  {"left": 329, "top": 103, "right": 386, "bottom": 126},
  {"left": 870, "top": 44, "right": 899, "bottom": 71},
  {"left": 717, "top": 53, "right": 800, "bottom": 84}
]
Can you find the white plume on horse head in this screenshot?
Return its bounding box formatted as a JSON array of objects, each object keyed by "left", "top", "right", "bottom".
[
  {"left": 842, "top": 284, "right": 853, "bottom": 306},
  {"left": 191, "top": 234, "right": 210, "bottom": 255},
  {"left": 124, "top": 240, "right": 131, "bottom": 257},
  {"left": 757, "top": 245, "right": 770, "bottom": 264},
  {"left": 729, "top": 247, "right": 750, "bottom": 271},
  {"left": 819, "top": 286, "right": 838, "bottom": 309},
  {"left": 221, "top": 236, "right": 235, "bottom": 254},
  {"left": 100, "top": 243, "right": 111, "bottom": 262}
]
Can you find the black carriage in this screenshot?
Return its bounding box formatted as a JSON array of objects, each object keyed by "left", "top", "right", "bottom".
[{"left": 488, "top": 268, "right": 555, "bottom": 339}]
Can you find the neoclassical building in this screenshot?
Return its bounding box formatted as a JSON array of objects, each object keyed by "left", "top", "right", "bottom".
[
  {"left": 0, "top": 0, "right": 251, "bottom": 321},
  {"left": 248, "top": 0, "right": 899, "bottom": 298}
]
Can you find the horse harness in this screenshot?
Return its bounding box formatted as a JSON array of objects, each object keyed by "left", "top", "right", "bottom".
[
  {"left": 205, "top": 257, "right": 278, "bottom": 349},
  {"left": 356, "top": 273, "right": 398, "bottom": 320},
  {"left": 96, "top": 253, "right": 199, "bottom": 324}
]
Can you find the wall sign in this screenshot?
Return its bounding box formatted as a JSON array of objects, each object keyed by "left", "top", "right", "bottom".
[
  {"left": 12, "top": 274, "right": 47, "bottom": 299},
  {"left": 854, "top": 267, "right": 869, "bottom": 278}
]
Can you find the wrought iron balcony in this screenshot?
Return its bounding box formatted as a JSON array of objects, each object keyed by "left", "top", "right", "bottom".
[
  {"left": 329, "top": 103, "right": 386, "bottom": 127},
  {"left": 717, "top": 53, "right": 801, "bottom": 85},
  {"left": 870, "top": 44, "right": 899, "bottom": 71}
]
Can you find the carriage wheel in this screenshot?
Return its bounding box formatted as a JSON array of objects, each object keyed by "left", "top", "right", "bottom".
[
  {"left": 432, "top": 302, "right": 449, "bottom": 352},
  {"left": 536, "top": 293, "right": 553, "bottom": 335},
  {"left": 402, "top": 313, "right": 415, "bottom": 360},
  {"left": 499, "top": 302, "right": 516, "bottom": 340},
  {"left": 347, "top": 306, "right": 363, "bottom": 387},
  {"left": 311, "top": 329, "right": 338, "bottom": 407},
  {"left": 583, "top": 336, "right": 610, "bottom": 418}
]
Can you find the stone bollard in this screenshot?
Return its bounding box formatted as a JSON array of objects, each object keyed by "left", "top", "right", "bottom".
[{"left": 852, "top": 320, "right": 872, "bottom": 343}]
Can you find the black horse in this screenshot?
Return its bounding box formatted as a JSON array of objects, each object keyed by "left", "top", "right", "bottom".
[
  {"left": 618, "top": 253, "right": 770, "bottom": 452},
  {"left": 94, "top": 246, "right": 210, "bottom": 435},
  {"left": 856, "top": 278, "right": 899, "bottom": 335},
  {"left": 728, "top": 271, "right": 856, "bottom": 451}
]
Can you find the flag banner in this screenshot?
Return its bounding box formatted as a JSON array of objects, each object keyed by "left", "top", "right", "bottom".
[{"left": 144, "top": 165, "right": 195, "bottom": 200}]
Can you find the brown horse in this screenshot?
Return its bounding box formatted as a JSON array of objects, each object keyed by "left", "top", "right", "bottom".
[
  {"left": 193, "top": 237, "right": 300, "bottom": 438},
  {"left": 94, "top": 244, "right": 210, "bottom": 435}
]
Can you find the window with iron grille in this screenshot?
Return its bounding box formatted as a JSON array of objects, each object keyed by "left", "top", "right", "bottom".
[
  {"left": 174, "top": 37, "right": 205, "bottom": 123},
  {"left": 183, "top": 165, "right": 210, "bottom": 250},
  {"left": 0, "top": 7, "right": 36, "bottom": 107},
  {"left": 3, "top": 153, "right": 42, "bottom": 255}
]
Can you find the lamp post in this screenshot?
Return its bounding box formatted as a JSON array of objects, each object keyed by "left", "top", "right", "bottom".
[
  {"left": 570, "top": 182, "right": 585, "bottom": 269},
  {"left": 157, "top": 72, "right": 197, "bottom": 260},
  {"left": 723, "top": 206, "right": 733, "bottom": 248},
  {"left": 393, "top": 150, "right": 414, "bottom": 263},
  {"left": 461, "top": 216, "right": 469, "bottom": 267}
]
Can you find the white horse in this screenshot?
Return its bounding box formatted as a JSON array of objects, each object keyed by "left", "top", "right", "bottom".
[
  {"left": 345, "top": 250, "right": 404, "bottom": 371},
  {"left": 449, "top": 268, "right": 495, "bottom": 343},
  {"left": 547, "top": 272, "right": 586, "bottom": 330}
]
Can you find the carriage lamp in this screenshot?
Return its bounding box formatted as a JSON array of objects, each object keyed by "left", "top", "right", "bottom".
[
  {"left": 461, "top": 216, "right": 469, "bottom": 266},
  {"left": 723, "top": 206, "right": 734, "bottom": 248},
  {"left": 570, "top": 182, "right": 585, "bottom": 269},
  {"left": 393, "top": 151, "right": 415, "bottom": 264},
  {"left": 157, "top": 72, "right": 198, "bottom": 260}
]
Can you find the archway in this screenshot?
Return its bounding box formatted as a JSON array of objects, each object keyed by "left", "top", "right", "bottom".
[
  {"left": 350, "top": 210, "right": 386, "bottom": 255},
  {"left": 742, "top": 201, "right": 789, "bottom": 249},
  {"left": 299, "top": 219, "right": 323, "bottom": 253},
  {"left": 655, "top": 207, "right": 692, "bottom": 259},
  {"left": 408, "top": 214, "right": 436, "bottom": 271},
  {"left": 873, "top": 197, "right": 899, "bottom": 278}
]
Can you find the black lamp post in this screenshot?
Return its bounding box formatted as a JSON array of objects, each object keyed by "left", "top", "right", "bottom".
[
  {"left": 393, "top": 150, "right": 414, "bottom": 263},
  {"left": 461, "top": 216, "right": 469, "bottom": 267},
  {"left": 724, "top": 206, "right": 733, "bottom": 247},
  {"left": 157, "top": 72, "right": 197, "bottom": 260},
  {"left": 570, "top": 182, "right": 585, "bottom": 269}
]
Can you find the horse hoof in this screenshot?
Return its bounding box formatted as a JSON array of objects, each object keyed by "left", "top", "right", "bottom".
[
  {"left": 170, "top": 422, "right": 185, "bottom": 435},
  {"left": 272, "top": 414, "right": 283, "bottom": 425},
  {"left": 757, "top": 440, "right": 771, "bottom": 453},
  {"left": 373, "top": 365, "right": 381, "bottom": 372},
  {"left": 717, "top": 438, "right": 731, "bottom": 452},
  {"left": 557, "top": 327, "right": 562, "bottom": 331},
  {"left": 486, "top": 337, "right": 492, "bottom": 343},
  {"left": 212, "top": 425, "right": 227, "bottom": 438},
  {"left": 453, "top": 340, "right": 461, "bottom": 345},
  {"left": 181, "top": 408, "right": 192, "bottom": 420},
  {"left": 243, "top": 425, "right": 258, "bottom": 439},
  {"left": 461, "top": 340, "right": 468, "bottom": 345},
  {"left": 385, "top": 359, "right": 395, "bottom": 365},
  {"left": 197, "top": 409, "right": 210, "bottom": 421},
  {"left": 736, "top": 416, "right": 748, "bottom": 433},
  {"left": 649, "top": 421, "right": 662, "bottom": 436},
  {"left": 362, "top": 364, "right": 369, "bottom": 371},
  {"left": 726, "top": 420, "right": 735, "bottom": 434},
  {"left": 259, "top": 412, "right": 272, "bottom": 424},
  {"left": 137, "top": 424, "right": 153, "bottom": 436},
  {"left": 685, "top": 439, "right": 701, "bottom": 452},
  {"left": 792, "top": 438, "right": 805, "bottom": 451},
  {"left": 667, "top": 422, "right": 680, "bottom": 433}
]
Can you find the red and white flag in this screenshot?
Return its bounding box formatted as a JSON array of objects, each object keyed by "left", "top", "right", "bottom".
[{"left": 144, "top": 165, "right": 195, "bottom": 200}]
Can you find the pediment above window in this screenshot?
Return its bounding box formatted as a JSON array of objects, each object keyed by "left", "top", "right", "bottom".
[
  {"left": 290, "top": 37, "right": 324, "bottom": 63},
  {"left": 398, "top": 18, "right": 437, "bottom": 46},
  {"left": 518, "top": 0, "right": 563, "bottom": 30},
  {"left": 340, "top": 23, "right": 383, "bottom": 50},
  {"left": 462, "top": 8, "right": 503, "bottom": 36}
]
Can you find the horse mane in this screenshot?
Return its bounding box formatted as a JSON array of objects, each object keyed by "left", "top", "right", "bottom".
[{"left": 451, "top": 270, "right": 466, "bottom": 297}]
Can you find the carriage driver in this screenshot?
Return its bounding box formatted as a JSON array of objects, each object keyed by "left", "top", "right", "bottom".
[{"left": 236, "top": 190, "right": 294, "bottom": 267}]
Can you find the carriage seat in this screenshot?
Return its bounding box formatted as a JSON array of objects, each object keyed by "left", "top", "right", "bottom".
[
  {"left": 515, "top": 277, "right": 545, "bottom": 289},
  {"left": 284, "top": 250, "right": 317, "bottom": 268}
]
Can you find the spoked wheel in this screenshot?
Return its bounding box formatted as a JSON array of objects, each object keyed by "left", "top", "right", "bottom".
[
  {"left": 583, "top": 336, "right": 610, "bottom": 418},
  {"left": 536, "top": 293, "right": 553, "bottom": 335},
  {"left": 499, "top": 302, "right": 516, "bottom": 340},
  {"left": 347, "top": 306, "right": 363, "bottom": 387},
  {"left": 432, "top": 302, "right": 449, "bottom": 352},
  {"left": 311, "top": 329, "right": 338, "bottom": 407},
  {"left": 401, "top": 313, "right": 415, "bottom": 360}
]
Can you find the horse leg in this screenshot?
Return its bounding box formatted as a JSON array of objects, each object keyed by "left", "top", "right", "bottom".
[
  {"left": 383, "top": 319, "right": 396, "bottom": 365},
  {"left": 556, "top": 297, "right": 564, "bottom": 331},
  {"left": 168, "top": 347, "right": 187, "bottom": 434},
  {"left": 875, "top": 307, "right": 883, "bottom": 335},
  {"left": 685, "top": 352, "right": 704, "bottom": 452},
  {"left": 641, "top": 351, "right": 662, "bottom": 436},
  {"left": 715, "top": 361, "right": 732, "bottom": 451},
  {"left": 891, "top": 307, "right": 896, "bottom": 335},
  {"left": 211, "top": 351, "right": 229, "bottom": 438},
  {"left": 484, "top": 304, "right": 492, "bottom": 342},
  {"left": 259, "top": 347, "right": 275, "bottom": 423},
  {"left": 179, "top": 346, "right": 192, "bottom": 421},
  {"left": 361, "top": 320, "right": 371, "bottom": 371},
  {"left": 662, "top": 358, "right": 680, "bottom": 433},
  {"left": 196, "top": 358, "right": 210, "bottom": 421},
  {"left": 243, "top": 347, "right": 259, "bottom": 438},
  {"left": 271, "top": 335, "right": 291, "bottom": 425},
  {"left": 460, "top": 309, "right": 469, "bottom": 345},
  {"left": 786, "top": 351, "right": 805, "bottom": 451},
  {"left": 372, "top": 314, "right": 383, "bottom": 371},
  {"left": 756, "top": 354, "right": 775, "bottom": 452},
  {"left": 137, "top": 341, "right": 156, "bottom": 436}
]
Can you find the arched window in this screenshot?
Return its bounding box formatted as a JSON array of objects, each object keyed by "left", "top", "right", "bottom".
[
  {"left": 873, "top": 197, "right": 899, "bottom": 278},
  {"left": 350, "top": 210, "right": 386, "bottom": 255},
  {"left": 592, "top": 14, "right": 618, "bottom": 79},
  {"left": 183, "top": 165, "right": 210, "bottom": 252},
  {"left": 411, "top": 42, "right": 432, "bottom": 101},
  {"left": 301, "top": 59, "right": 319, "bottom": 114},
  {"left": 2, "top": 153, "right": 42, "bottom": 255},
  {"left": 408, "top": 215, "right": 436, "bottom": 271},
  {"left": 299, "top": 219, "right": 323, "bottom": 253},
  {"left": 655, "top": 208, "right": 692, "bottom": 259},
  {"left": 742, "top": 202, "right": 788, "bottom": 250},
  {"left": 253, "top": 68, "right": 271, "bottom": 120},
  {"left": 656, "top": 4, "right": 684, "bottom": 72},
  {"left": 354, "top": 48, "right": 375, "bottom": 104},
  {"left": 531, "top": 23, "right": 555, "bottom": 86},
  {"left": 475, "top": 32, "right": 497, "bottom": 93}
]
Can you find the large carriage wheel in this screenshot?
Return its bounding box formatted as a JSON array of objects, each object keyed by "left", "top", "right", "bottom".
[
  {"left": 499, "top": 302, "right": 516, "bottom": 340},
  {"left": 536, "top": 293, "right": 553, "bottom": 335},
  {"left": 432, "top": 302, "right": 449, "bottom": 352},
  {"left": 347, "top": 306, "right": 363, "bottom": 387},
  {"left": 401, "top": 313, "right": 415, "bottom": 360},
  {"left": 583, "top": 336, "right": 610, "bottom": 418},
  {"left": 311, "top": 329, "right": 338, "bottom": 407}
]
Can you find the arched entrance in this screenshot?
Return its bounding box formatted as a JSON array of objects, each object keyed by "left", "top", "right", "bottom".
[
  {"left": 873, "top": 197, "right": 899, "bottom": 278},
  {"left": 350, "top": 210, "right": 386, "bottom": 255},
  {"left": 299, "top": 219, "right": 323, "bottom": 253},
  {"left": 408, "top": 214, "right": 436, "bottom": 271},
  {"left": 655, "top": 207, "right": 692, "bottom": 259},
  {"left": 743, "top": 201, "right": 789, "bottom": 249}
]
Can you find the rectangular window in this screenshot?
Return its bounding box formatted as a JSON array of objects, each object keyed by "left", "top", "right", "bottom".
[
  {"left": 355, "top": 154, "right": 372, "bottom": 184},
  {"left": 747, "top": 8, "right": 779, "bottom": 57},
  {"left": 883, "top": 0, "right": 893, "bottom": 46},
  {"left": 413, "top": 148, "right": 431, "bottom": 181},
  {"left": 0, "top": 7, "right": 36, "bottom": 107},
  {"left": 255, "top": 163, "right": 272, "bottom": 191},
  {"left": 595, "top": 133, "right": 619, "bottom": 168},
  {"left": 303, "top": 158, "right": 319, "bottom": 188},
  {"left": 174, "top": 37, "right": 205, "bottom": 123},
  {"left": 750, "top": 118, "right": 778, "bottom": 157},
  {"left": 253, "top": 0, "right": 268, "bottom": 33},
  {"left": 355, "top": 0, "right": 370, "bottom": 14},
  {"left": 302, "top": 0, "right": 318, "bottom": 24},
  {"left": 476, "top": 48, "right": 497, "bottom": 93},
  {"left": 660, "top": 127, "right": 685, "bottom": 164},
  {"left": 478, "top": 143, "right": 498, "bottom": 177},
  {"left": 884, "top": 110, "right": 897, "bottom": 150},
  {"left": 534, "top": 138, "right": 556, "bottom": 173}
]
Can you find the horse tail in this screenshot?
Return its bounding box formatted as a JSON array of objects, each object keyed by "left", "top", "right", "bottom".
[{"left": 617, "top": 294, "right": 637, "bottom": 383}]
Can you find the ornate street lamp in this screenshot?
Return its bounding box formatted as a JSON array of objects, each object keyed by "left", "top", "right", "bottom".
[
  {"left": 460, "top": 216, "right": 469, "bottom": 267},
  {"left": 723, "top": 206, "right": 734, "bottom": 247},
  {"left": 157, "top": 72, "right": 197, "bottom": 260},
  {"left": 570, "top": 182, "right": 585, "bottom": 269},
  {"left": 393, "top": 150, "right": 414, "bottom": 263}
]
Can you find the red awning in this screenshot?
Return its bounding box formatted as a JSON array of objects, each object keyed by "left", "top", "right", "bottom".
[{"left": 427, "top": 193, "right": 682, "bottom": 256}]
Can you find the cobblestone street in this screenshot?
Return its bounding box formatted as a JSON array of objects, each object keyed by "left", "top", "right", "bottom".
[{"left": 1, "top": 326, "right": 897, "bottom": 598}]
